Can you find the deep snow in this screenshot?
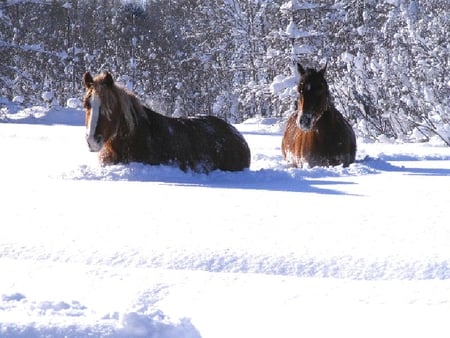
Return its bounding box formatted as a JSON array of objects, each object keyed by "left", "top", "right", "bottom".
[{"left": 1, "top": 103, "right": 450, "bottom": 337}]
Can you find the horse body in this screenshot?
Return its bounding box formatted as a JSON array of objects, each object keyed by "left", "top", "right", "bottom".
[
  {"left": 281, "top": 63, "right": 356, "bottom": 167},
  {"left": 83, "top": 72, "right": 250, "bottom": 172}
]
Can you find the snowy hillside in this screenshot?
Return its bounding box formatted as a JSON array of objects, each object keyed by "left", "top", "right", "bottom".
[{"left": 1, "top": 102, "right": 450, "bottom": 337}]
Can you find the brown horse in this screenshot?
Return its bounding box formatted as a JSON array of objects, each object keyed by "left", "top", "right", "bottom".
[
  {"left": 281, "top": 63, "right": 356, "bottom": 167},
  {"left": 82, "top": 72, "right": 251, "bottom": 172}
]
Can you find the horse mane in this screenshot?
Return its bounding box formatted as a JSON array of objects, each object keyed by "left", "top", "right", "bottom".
[{"left": 93, "top": 73, "right": 147, "bottom": 134}]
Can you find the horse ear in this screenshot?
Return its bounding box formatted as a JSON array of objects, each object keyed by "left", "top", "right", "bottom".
[
  {"left": 104, "top": 72, "right": 114, "bottom": 87},
  {"left": 83, "top": 72, "right": 94, "bottom": 88},
  {"left": 319, "top": 62, "right": 327, "bottom": 75},
  {"left": 297, "top": 63, "right": 305, "bottom": 76}
]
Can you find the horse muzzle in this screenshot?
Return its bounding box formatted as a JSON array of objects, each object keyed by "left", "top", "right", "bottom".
[
  {"left": 86, "top": 134, "right": 103, "bottom": 152},
  {"left": 296, "top": 111, "right": 316, "bottom": 131}
]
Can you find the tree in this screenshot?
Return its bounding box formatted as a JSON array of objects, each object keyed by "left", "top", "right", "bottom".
[{"left": 1, "top": 0, "right": 449, "bottom": 144}]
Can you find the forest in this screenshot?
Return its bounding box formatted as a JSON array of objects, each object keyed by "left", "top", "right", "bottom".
[{"left": 1, "top": 0, "right": 449, "bottom": 144}]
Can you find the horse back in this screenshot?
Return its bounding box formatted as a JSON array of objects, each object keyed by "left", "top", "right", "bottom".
[
  {"left": 140, "top": 109, "right": 250, "bottom": 172},
  {"left": 177, "top": 115, "right": 251, "bottom": 172}
]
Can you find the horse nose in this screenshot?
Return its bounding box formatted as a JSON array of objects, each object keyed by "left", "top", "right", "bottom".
[
  {"left": 86, "top": 134, "right": 103, "bottom": 152},
  {"left": 297, "top": 112, "right": 314, "bottom": 131}
]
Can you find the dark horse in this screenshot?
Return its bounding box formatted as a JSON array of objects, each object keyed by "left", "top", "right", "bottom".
[
  {"left": 83, "top": 72, "right": 251, "bottom": 172},
  {"left": 281, "top": 63, "right": 356, "bottom": 167}
]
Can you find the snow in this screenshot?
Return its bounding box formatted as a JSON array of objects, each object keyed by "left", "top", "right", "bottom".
[
  {"left": 12, "top": 96, "right": 24, "bottom": 104},
  {"left": 281, "top": 0, "right": 319, "bottom": 11},
  {"left": 1, "top": 102, "right": 450, "bottom": 337},
  {"left": 66, "top": 98, "right": 82, "bottom": 109},
  {"left": 41, "top": 91, "right": 54, "bottom": 103},
  {"left": 270, "top": 68, "right": 298, "bottom": 101},
  {"left": 285, "top": 22, "right": 313, "bottom": 39},
  {"left": 292, "top": 43, "right": 314, "bottom": 55}
]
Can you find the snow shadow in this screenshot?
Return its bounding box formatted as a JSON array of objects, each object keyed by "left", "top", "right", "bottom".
[
  {"left": 0, "top": 311, "right": 201, "bottom": 338},
  {"left": 0, "top": 288, "right": 202, "bottom": 338},
  {"left": 157, "top": 252, "right": 450, "bottom": 281},
  {"left": 363, "top": 156, "right": 450, "bottom": 176},
  {"left": 64, "top": 151, "right": 450, "bottom": 194},
  {"left": 0, "top": 106, "right": 84, "bottom": 126},
  {"left": 66, "top": 164, "right": 358, "bottom": 195}
]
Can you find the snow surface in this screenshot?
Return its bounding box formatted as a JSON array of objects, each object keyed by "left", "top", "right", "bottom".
[{"left": 1, "top": 103, "right": 450, "bottom": 337}]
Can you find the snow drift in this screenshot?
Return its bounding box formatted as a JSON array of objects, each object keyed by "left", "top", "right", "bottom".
[{"left": 1, "top": 102, "right": 450, "bottom": 337}]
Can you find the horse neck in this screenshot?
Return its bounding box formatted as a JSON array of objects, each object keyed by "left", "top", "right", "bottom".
[
  {"left": 119, "top": 91, "right": 147, "bottom": 133},
  {"left": 144, "top": 105, "right": 168, "bottom": 125},
  {"left": 316, "top": 93, "right": 337, "bottom": 126},
  {"left": 143, "top": 105, "right": 158, "bottom": 118},
  {"left": 323, "top": 87, "right": 334, "bottom": 111}
]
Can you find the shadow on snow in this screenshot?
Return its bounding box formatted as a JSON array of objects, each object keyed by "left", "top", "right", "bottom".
[
  {"left": 67, "top": 163, "right": 357, "bottom": 196},
  {"left": 65, "top": 153, "right": 450, "bottom": 195},
  {"left": 0, "top": 310, "right": 202, "bottom": 338},
  {"left": 0, "top": 106, "right": 84, "bottom": 126},
  {"left": 362, "top": 156, "right": 450, "bottom": 176}
]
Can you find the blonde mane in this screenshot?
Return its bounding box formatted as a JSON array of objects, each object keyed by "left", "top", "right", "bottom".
[{"left": 92, "top": 74, "right": 147, "bottom": 134}]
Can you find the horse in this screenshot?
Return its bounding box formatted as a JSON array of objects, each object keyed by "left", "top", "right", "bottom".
[
  {"left": 281, "top": 63, "right": 356, "bottom": 167},
  {"left": 82, "top": 72, "right": 251, "bottom": 172}
]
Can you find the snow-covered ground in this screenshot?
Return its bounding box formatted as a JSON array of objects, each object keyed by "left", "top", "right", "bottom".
[{"left": 1, "top": 103, "right": 450, "bottom": 337}]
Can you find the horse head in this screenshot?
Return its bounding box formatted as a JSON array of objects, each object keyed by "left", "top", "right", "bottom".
[
  {"left": 296, "top": 63, "right": 330, "bottom": 131},
  {"left": 83, "top": 72, "right": 118, "bottom": 152}
]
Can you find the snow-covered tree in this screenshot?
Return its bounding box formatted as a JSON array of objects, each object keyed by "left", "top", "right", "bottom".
[{"left": 1, "top": 0, "right": 448, "bottom": 144}]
